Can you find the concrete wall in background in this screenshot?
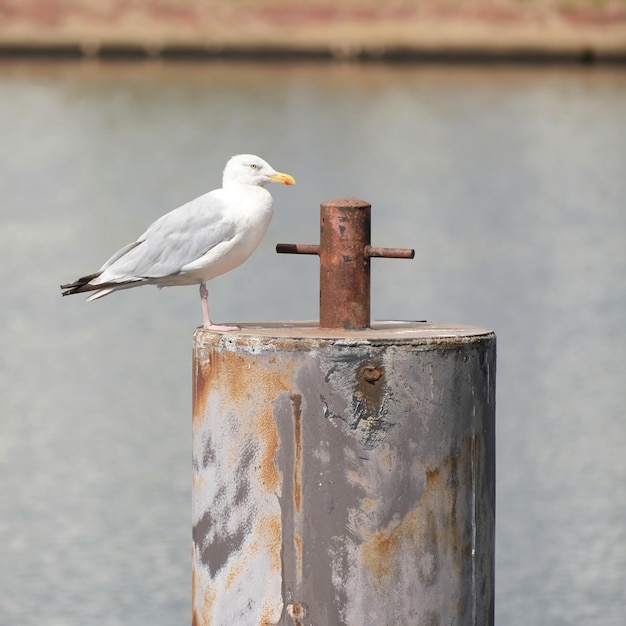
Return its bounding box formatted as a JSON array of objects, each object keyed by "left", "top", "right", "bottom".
[{"left": 1, "top": 1, "right": 625, "bottom": 60}]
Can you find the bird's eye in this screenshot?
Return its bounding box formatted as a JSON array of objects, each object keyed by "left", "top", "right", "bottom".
[{"left": 249, "top": 163, "right": 258, "bottom": 170}]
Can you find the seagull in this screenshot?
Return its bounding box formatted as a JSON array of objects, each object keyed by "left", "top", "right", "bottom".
[{"left": 61, "top": 154, "right": 295, "bottom": 330}]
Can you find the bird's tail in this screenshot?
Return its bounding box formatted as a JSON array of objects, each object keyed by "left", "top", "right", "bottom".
[
  {"left": 60, "top": 273, "right": 141, "bottom": 300},
  {"left": 60, "top": 272, "right": 103, "bottom": 297},
  {"left": 85, "top": 288, "right": 117, "bottom": 301}
]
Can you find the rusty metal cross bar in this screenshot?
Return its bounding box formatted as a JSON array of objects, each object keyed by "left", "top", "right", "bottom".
[{"left": 276, "top": 198, "right": 415, "bottom": 329}]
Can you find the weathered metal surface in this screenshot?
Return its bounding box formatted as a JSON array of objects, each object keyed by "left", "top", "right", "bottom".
[
  {"left": 276, "top": 199, "right": 414, "bottom": 330},
  {"left": 318, "top": 199, "right": 371, "bottom": 329},
  {"left": 192, "top": 322, "right": 495, "bottom": 625}
]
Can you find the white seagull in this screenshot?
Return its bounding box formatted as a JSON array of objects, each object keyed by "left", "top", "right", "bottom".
[{"left": 61, "top": 154, "right": 295, "bottom": 330}]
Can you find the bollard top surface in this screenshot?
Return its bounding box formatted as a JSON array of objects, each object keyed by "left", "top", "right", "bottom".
[
  {"left": 194, "top": 321, "right": 495, "bottom": 350},
  {"left": 322, "top": 197, "right": 370, "bottom": 210}
]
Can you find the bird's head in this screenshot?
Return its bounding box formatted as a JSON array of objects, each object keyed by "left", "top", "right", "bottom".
[{"left": 223, "top": 154, "right": 296, "bottom": 188}]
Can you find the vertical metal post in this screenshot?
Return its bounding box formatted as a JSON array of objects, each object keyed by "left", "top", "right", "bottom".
[{"left": 319, "top": 199, "right": 371, "bottom": 329}]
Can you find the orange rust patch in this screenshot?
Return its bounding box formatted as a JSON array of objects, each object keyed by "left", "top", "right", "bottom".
[
  {"left": 191, "top": 550, "right": 199, "bottom": 626},
  {"left": 262, "top": 513, "right": 283, "bottom": 570},
  {"left": 201, "top": 585, "right": 217, "bottom": 626},
  {"left": 288, "top": 601, "right": 306, "bottom": 625},
  {"left": 192, "top": 343, "right": 257, "bottom": 428},
  {"left": 257, "top": 401, "right": 282, "bottom": 494},
  {"left": 260, "top": 600, "right": 280, "bottom": 626},
  {"left": 290, "top": 393, "right": 303, "bottom": 513},
  {"left": 425, "top": 464, "right": 441, "bottom": 489},
  {"left": 193, "top": 340, "right": 296, "bottom": 494},
  {"left": 247, "top": 513, "right": 283, "bottom": 567},
  {"left": 361, "top": 511, "right": 414, "bottom": 595},
  {"left": 192, "top": 345, "right": 212, "bottom": 427},
  {"left": 225, "top": 561, "right": 245, "bottom": 591},
  {"left": 361, "top": 436, "right": 479, "bottom": 598},
  {"left": 294, "top": 532, "right": 303, "bottom": 574},
  {"left": 194, "top": 342, "right": 292, "bottom": 408}
]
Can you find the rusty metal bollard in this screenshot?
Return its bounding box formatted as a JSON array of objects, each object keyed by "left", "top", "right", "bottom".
[
  {"left": 192, "top": 199, "right": 495, "bottom": 625},
  {"left": 277, "top": 198, "right": 414, "bottom": 329}
]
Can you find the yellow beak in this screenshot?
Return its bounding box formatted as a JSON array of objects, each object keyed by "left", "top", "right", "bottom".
[{"left": 268, "top": 171, "right": 296, "bottom": 186}]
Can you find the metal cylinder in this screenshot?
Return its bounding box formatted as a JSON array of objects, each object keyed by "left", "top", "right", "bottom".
[
  {"left": 319, "top": 199, "right": 371, "bottom": 329},
  {"left": 192, "top": 322, "right": 496, "bottom": 626}
]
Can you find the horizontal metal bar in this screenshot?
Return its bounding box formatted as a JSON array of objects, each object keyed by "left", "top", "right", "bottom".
[
  {"left": 276, "top": 243, "right": 320, "bottom": 255},
  {"left": 366, "top": 245, "right": 415, "bottom": 259}
]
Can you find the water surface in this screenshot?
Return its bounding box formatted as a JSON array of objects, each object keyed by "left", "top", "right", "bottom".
[{"left": 0, "top": 60, "right": 625, "bottom": 625}]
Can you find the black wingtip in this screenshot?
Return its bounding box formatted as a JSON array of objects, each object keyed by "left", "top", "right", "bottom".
[{"left": 59, "top": 272, "right": 101, "bottom": 297}]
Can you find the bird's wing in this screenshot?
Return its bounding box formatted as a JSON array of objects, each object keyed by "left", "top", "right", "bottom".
[
  {"left": 97, "top": 191, "right": 238, "bottom": 282},
  {"left": 100, "top": 241, "right": 143, "bottom": 270}
]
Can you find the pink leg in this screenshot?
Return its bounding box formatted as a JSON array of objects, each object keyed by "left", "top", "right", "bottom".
[{"left": 199, "top": 282, "right": 239, "bottom": 331}]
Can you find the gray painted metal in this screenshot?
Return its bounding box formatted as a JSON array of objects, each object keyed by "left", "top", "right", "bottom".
[{"left": 192, "top": 322, "right": 495, "bottom": 626}]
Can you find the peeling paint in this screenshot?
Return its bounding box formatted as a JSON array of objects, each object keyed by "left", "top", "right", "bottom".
[{"left": 192, "top": 338, "right": 292, "bottom": 625}]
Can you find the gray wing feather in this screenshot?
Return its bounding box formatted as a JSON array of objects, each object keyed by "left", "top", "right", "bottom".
[
  {"left": 100, "top": 241, "right": 143, "bottom": 270},
  {"left": 99, "top": 191, "right": 237, "bottom": 281}
]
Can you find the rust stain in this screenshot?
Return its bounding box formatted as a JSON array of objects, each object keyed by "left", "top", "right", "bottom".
[
  {"left": 193, "top": 340, "right": 260, "bottom": 428},
  {"left": 356, "top": 362, "right": 385, "bottom": 412},
  {"left": 262, "top": 513, "right": 283, "bottom": 569},
  {"left": 258, "top": 401, "right": 282, "bottom": 494},
  {"left": 287, "top": 601, "right": 307, "bottom": 626},
  {"left": 225, "top": 561, "right": 245, "bottom": 591},
  {"left": 194, "top": 340, "right": 294, "bottom": 494},
  {"left": 192, "top": 342, "right": 212, "bottom": 428},
  {"left": 361, "top": 434, "right": 480, "bottom": 598},
  {"left": 260, "top": 601, "right": 279, "bottom": 626},
  {"left": 351, "top": 360, "right": 396, "bottom": 449},
  {"left": 195, "top": 340, "right": 292, "bottom": 405},
  {"left": 192, "top": 547, "right": 199, "bottom": 626},
  {"left": 246, "top": 513, "right": 283, "bottom": 575},
  {"left": 198, "top": 348, "right": 250, "bottom": 405},
  {"left": 290, "top": 393, "right": 303, "bottom": 513},
  {"left": 294, "top": 532, "right": 303, "bottom": 576},
  {"left": 202, "top": 585, "right": 218, "bottom": 626}
]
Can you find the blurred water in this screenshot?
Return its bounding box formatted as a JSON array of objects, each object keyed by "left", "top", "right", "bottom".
[{"left": 0, "top": 60, "right": 625, "bottom": 625}]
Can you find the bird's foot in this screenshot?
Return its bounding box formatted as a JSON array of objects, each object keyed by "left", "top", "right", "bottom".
[{"left": 202, "top": 322, "right": 240, "bottom": 332}]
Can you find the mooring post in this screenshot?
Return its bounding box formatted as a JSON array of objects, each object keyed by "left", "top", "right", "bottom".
[
  {"left": 276, "top": 198, "right": 415, "bottom": 329},
  {"left": 192, "top": 199, "right": 495, "bottom": 625}
]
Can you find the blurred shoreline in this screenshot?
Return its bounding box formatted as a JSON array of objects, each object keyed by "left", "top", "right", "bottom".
[{"left": 1, "top": 0, "right": 625, "bottom": 62}]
